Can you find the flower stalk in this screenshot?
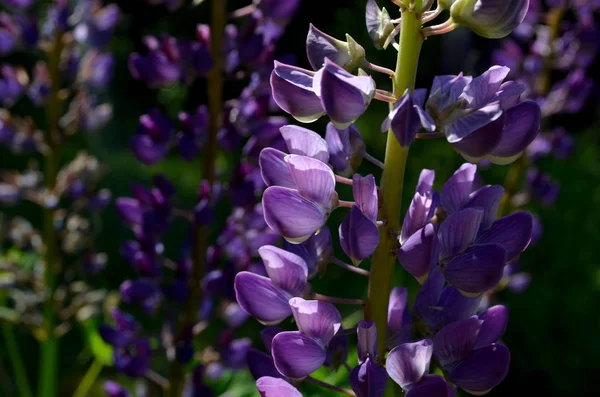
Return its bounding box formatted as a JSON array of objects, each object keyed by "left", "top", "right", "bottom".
[
  {"left": 168, "top": 1, "right": 226, "bottom": 396},
  {"left": 39, "top": 29, "right": 65, "bottom": 397},
  {"left": 365, "top": 2, "right": 424, "bottom": 363}
]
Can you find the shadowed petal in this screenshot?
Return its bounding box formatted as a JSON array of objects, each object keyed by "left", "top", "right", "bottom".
[
  {"left": 438, "top": 208, "right": 484, "bottom": 260},
  {"left": 285, "top": 155, "right": 336, "bottom": 207},
  {"left": 256, "top": 376, "right": 302, "bottom": 397},
  {"left": 475, "top": 212, "right": 532, "bottom": 262},
  {"left": 280, "top": 125, "right": 329, "bottom": 163},
  {"left": 488, "top": 101, "right": 541, "bottom": 163},
  {"left": 260, "top": 327, "right": 283, "bottom": 352},
  {"left": 400, "top": 192, "right": 434, "bottom": 244},
  {"left": 271, "top": 331, "right": 326, "bottom": 379},
  {"left": 289, "top": 298, "right": 342, "bottom": 344},
  {"left": 353, "top": 174, "right": 378, "bottom": 222},
  {"left": 284, "top": 227, "right": 333, "bottom": 277},
  {"left": 271, "top": 61, "right": 325, "bottom": 123},
  {"left": 350, "top": 358, "right": 388, "bottom": 397},
  {"left": 443, "top": 244, "right": 506, "bottom": 295},
  {"left": 462, "top": 185, "right": 504, "bottom": 231},
  {"left": 416, "top": 169, "right": 435, "bottom": 195},
  {"left": 451, "top": 112, "right": 506, "bottom": 160},
  {"left": 398, "top": 224, "right": 437, "bottom": 281},
  {"left": 475, "top": 305, "right": 508, "bottom": 349},
  {"left": 388, "top": 287, "right": 411, "bottom": 335},
  {"left": 441, "top": 163, "right": 477, "bottom": 214},
  {"left": 339, "top": 205, "right": 380, "bottom": 265},
  {"left": 325, "top": 122, "right": 365, "bottom": 176},
  {"left": 263, "top": 186, "right": 328, "bottom": 243},
  {"left": 234, "top": 272, "right": 292, "bottom": 325},
  {"left": 382, "top": 89, "right": 436, "bottom": 147},
  {"left": 259, "top": 148, "right": 295, "bottom": 188},
  {"left": 248, "top": 350, "right": 281, "bottom": 381},
  {"left": 406, "top": 375, "right": 452, "bottom": 397},
  {"left": 433, "top": 317, "right": 481, "bottom": 367},
  {"left": 357, "top": 320, "right": 378, "bottom": 363},
  {"left": 258, "top": 245, "right": 308, "bottom": 296},
  {"left": 448, "top": 344, "right": 510, "bottom": 394}
]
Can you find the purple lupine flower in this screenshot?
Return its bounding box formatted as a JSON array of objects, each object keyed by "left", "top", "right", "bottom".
[
  {"left": 388, "top": 286, "right": 412, "bottom": 345},
  {"left": 313, "top": 58, "right": 376, "bottom": 129},
  {"left": 234, "top": 246, "right": 308, "bottom": 324},
  {"left": 284, "top": 226, "right": 333, "bottom": 277},
  {"left": 103, "top": 381, "right": 131, "bottom": 397},
  {"left": 280, "top": 124, "right": 329, "bottom": 163},
  {"left": 325, "top": 122, "right": 365, "bottom": 177},
  {"left": 433, "top": 306, "right": 510, "bottom": 395},
  {"left": 72, "top": 0, "right": 120, "bottom": 48},
  {"left": 306, "top": 24, "right": 365, "bottom": 71},
  {"left": 256, "top": 376, "right": 302, "bottom": 397},
  {"left": 387, "top": 339, "right": 453, "bottom": 397},
  {"left": 256, "top": 0, "right": 301, "bottom": 25},
  {"left": 270, "top": 61, "right": 325, "bottom": 123},
  {"left": 381, "top": 89, "right": 436, "bottom": 147},
  {"left": 271, "top": 298, "right": 342, "bottom": 378},
  {"left": 365, "top": 0, "right": 394, "bottom": 49},
  {"left": 450, "top": 0, "right": 530, "bottom": 39},
  {"left": 350, "top": 321, "right": 388, "bottom": 397},
  {"left": 130, "top": 108, "right": 174, "bottom": 165},
  {"left": 526, "top": 168, "right": 560, "bottom": 205},
  {"left": 340, "top": 174, "right": 380, "bottom": 265},
  {"left": 262, "top": 154, "right": 338, "bottom": 243},
  {"left": 119, "top": 279, "right": 162, "bottom": 312},
  {"left": 99, "top": 309, "right": 151, "bottom": 377},
  {"left": 426, "top": 66, "right": 541, "bottom": 164},
  {"left": 397, "top": 169, "right": 438, "bottom": 282},
  {"left": 0, "top": 65, "right": 25, "bottom": 106},
  {"left": 248, "top": 327, "right": 284, "bottom": 381},
  {"left": 176, "top": 106, "right": 209, "bottom": 160}
]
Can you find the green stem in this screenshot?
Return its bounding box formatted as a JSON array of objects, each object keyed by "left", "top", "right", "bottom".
[
  {"left": 71, "top": 360, "right": 103, "bottom": 397},
  {"left": 39, "top": 30, "right": 65, "bottom": 397},
  {"left": 365, "top": 4, "right": 424, "bottom": 363},
  {"left": 167, "top": 1, "right": 226, "bottom": 396},
  {"left": 2, "top": 325, "right": 33, "bottom": 397}
]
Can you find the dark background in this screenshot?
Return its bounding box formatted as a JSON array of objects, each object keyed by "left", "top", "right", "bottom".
[{"left": 2, "top": 0, "right": 600, "bottom": 396}]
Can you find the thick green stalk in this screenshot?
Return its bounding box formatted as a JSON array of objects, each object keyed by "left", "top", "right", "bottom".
[
  {"left": 2, "top": 325, "right": 33, "bottom": 397},
  {"left": 39, "top": 30, "right": 65, "bottom": 397},
  {"left": 167, "top": 1, "right": 226, "bottom": 396},
  {"left": 365, "top": 5, "right": 424, "bottom": 362}
]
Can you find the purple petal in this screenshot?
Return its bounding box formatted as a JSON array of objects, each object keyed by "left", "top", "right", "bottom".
[
  {"left": 448, "top": 344, "right": 510, "bottom": 394},
  {"left": 475, "top": 305, "right": 508, "bottom": 349},
  {"left": 270, "top": 61, "right": 324, "bottom": 123},
  {"left": 248, "top": 350, "right": 282, "bottom": 381},
  {"left": 258, "top": 245, "right": 308, "bottom": 296},
  {"left": 451, "top": 112, "right": 506, "bottom": 160},
  {"left": 325, "top": 122, "right": 365, "bottom": 176},
  {"left": 406, "top": 375, "right": 452, "bottom": 397},
  {"left": 400, "top": 192, "right": 434, "bottom": 244},
  {"left": 115, "top": 197, "right": 143, "bottom": 227},
  {"left": 130, "top": 135, "right": 169, "bottom": 165},
  {"left": 488, "top": 101, "right": 541, "bottom": 163},
  {"left": 437, "top": 287, "right": 482, "bottom": 328},
  {"left": 234, "top": 271, "right": 292, "bottom": 325},
  {"left": 441, "top": 163, "right": 477, "bottom": 214},
  {"left": 353, "top": 174, "right": 379, "bottom": 222},
  {"left": 256, "top": 376, "right": 302, "bottom": 397},
  {"left": 259, "top": 148, "right": 295, "bottom": 188},
  {"left": 263, "top": 186, "right": 328, "bottom": 243},
  {"left": 475, "top": 212, "right": 532, "bottom": 262},
  {"left": 280, "top": 125, "right": 329, "bottom": 163},
  {"left": 462, "top": 185, "right": 504, "bottom": 230},
  {"left": 398, "top": 224, "right": 437, "bottom": 281},
  {"left": 315, "top": 59, "right": 375, "bottom": 128},
  {"left": 284, "top": 227, "right": 333, "bottom": 277},
  {"left": 438, "top": 208, "right": 484, "bottom": 260},
  {"left": 386, "top": 339, "right": 434, "bottom": 389},
  {"left": 433, "top": 317, "right": 481, "bottom": 367},
  {"left": 443, "top": 244, "right": 506, "bottom": 295},
  {"left": 285, "top": 155, "right": 336, "bottom": 208},
  {"left": 461, "top": 66, "right": 510, "bottom": 108},
  {"left": 289, "top": 298, "right": 342, "bottom": 344},
  {"left": 339, "top": 205, "right": 380, "bottom": 265},
  {"left": 260, "top": 327, "right": 283, "bottom": 352},
  {"left": 306, "top": 24, "right": 353, "bottom": 70},
  {"left": 271, "top": 331, "right": 326, "bottom": 379},
  {"left": 416, "top": 169, "right": 435, "bottom": 195},
  {"left": 382, "top": 89, "right": 435, "bottom": 147},
  {"left": 357, "top": 320, "right": 378, "bottom": 363},
  {"left": 388, "top": 287, "right": 411, "bottom": 335},
  {"left": 350, "top": 358, "right": 388, "bottom": 397}
]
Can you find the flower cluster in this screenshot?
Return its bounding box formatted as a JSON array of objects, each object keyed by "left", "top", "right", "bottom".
[
  {"left": 102, "top": 0, "right": 301, "bottom": 394},
  {"left": 0, "top": 1, "right": 118, "bottom": 396},
  {"left": 232, "top": 1, "right": 541, "bottom": 396}
]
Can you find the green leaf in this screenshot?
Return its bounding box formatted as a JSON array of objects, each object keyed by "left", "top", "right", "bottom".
[{"left": 80, "top": 320, "right": 114, "bottom": 366}]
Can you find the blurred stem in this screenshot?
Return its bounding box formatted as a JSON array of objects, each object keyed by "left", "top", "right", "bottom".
[
  {"left": 39, "top": 29, "right": 65, "bottom": 397},
  {"left": 71, "top": 360, "right": 103, "bottom": 397},
  {"left": 365, "top": 2, "right": 423, "bottom": 366},
  {"left": 501, "top": 7, "right": 565, "bottom": 216},
  {"left": 2, "top": 325, "right": 33, "bottom": 397},
  {"left": 167, "top": 1, "right": 226, "bottom": 396}
]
